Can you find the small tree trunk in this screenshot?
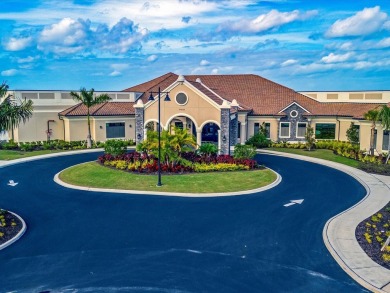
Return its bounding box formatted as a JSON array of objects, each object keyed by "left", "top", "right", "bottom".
[
  {"left": 87, "top": 111, "right": 92, "bottom": 148},
  {"left": 386, "top": 135, "right": 390, "bottom": 164},
  {"left": 370, "top": 125, "right": 375, "bottom": 156}
]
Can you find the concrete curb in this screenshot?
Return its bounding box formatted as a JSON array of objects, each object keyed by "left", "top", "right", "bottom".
[
  {"left": 0, "top": 210, "right": 27, "bottom": 251},
  {"left": 0, "top": 148, "right": 105, "bottom": 168},
  {"left": 53, "top": 162, "right": 282, "bottom": 197},
  {"left": 258, "top": 150, "right": 390, "bottom": 293}
]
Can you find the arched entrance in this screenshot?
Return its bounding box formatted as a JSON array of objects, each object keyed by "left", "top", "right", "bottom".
[
  {"left": 168, "top": 116, "right": 197, "bottom": 137},
  {"left": 201, "top": 122, "right": 220, "bottom": 144}
]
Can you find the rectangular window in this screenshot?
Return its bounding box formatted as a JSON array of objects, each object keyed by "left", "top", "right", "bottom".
[
  {"left": 254, "top": 123, "right": 260, "bottom": 135},
  {"left": 265, "top": 123, "right": 271, "bottom": 139},
  {"left": 374, "top": 129, "right": 377, "bottom": 149},
  {"left": 237, "top": 122, "right": 241, "bottom": 139},
  {"left": 297, "top": 123, "right": 307, "bottom": 138},
  {"left": 383, "top": 130, "right": 389, "bottom": 150},
  {"left": 315, "top": 123, "right": 336, "bottom": 139},
  {"left": 106, "top": 122, "right": 125, "bottom": 139},
  {"left": 280, "top": 122, "right": 290, "bottom": 138}
]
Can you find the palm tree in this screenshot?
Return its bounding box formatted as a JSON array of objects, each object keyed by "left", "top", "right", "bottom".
[
  {"left": 0, "top": 82, "right": 33, "bottom": 139},
  {"left": 70, "top": 88, "right": 111, "bottom": 148},
  {"left": 379, "top": 105, "right": 390, "bottom": 163},
  {"left": 363, "top": 109, "right": 380, "bottom": 156}
]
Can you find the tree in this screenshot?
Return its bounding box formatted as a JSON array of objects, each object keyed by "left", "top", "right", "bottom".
[
  {"left": 137, "top": 127, "right": 196, "bottom": 166},
  {"left": 378, "top": 105, "right": 390, "bottom": 163},
  {"left": 363, "top": 109, "right": 380, "bottom": 156},
  {"left": 346, "top": 122, "right": 359, "bottom": 144},
  {"left": 305, "top": 124, "right": 315, "bottom": 151},
  {"left": 0, "top": 82, "right": 33, "bottom": 139},
  {"left": 70, "top": 88, "right": 111, "bottom": 148}
]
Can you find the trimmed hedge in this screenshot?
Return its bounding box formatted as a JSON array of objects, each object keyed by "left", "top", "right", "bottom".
[{"left": 0, "top": 139, "right": 135, "bottom": 151}]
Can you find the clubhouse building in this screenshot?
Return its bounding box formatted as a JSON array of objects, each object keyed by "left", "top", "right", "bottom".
[{"left": 6, "top": 72, "right": 390, "bottom": 154}]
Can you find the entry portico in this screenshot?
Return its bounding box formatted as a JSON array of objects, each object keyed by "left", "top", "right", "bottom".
[{"left": 132, "top": 75, "right": 239, "bottom": 154}]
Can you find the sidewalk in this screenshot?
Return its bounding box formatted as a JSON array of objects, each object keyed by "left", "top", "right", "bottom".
[{"left": 260, "top": 150, "right": 390, "bottom": 293}]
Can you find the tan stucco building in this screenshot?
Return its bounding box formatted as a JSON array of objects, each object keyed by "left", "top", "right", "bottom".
[{"left": 6, "top": 72, "right": 390, "bottom": 155}]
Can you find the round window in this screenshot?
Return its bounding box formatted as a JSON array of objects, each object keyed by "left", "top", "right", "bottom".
[
  {"left": 290, "top": 110, "right": 298, "bottom": 118},
  {"left": 176, "top": 93, "right": 188, "bottom": 105}
]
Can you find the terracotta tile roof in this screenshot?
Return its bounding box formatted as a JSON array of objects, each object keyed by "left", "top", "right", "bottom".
[
  {"left": 59, "top": 102, "right": 135, "bottom": 117},
  {"left": 125, "top": 73, "right": 387, "bottom": 119}
]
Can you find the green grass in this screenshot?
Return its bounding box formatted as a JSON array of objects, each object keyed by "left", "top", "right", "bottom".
[
  {"left": 0, "top": 149, "right": 69, "bottom": 160},
  {"left": 59, "top": 162, "right": 277, "bottom": 193},
  {"left": 266, "top": 147, "right": 360, "bottom": 168}
]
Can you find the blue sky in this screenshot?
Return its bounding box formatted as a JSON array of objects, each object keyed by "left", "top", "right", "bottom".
[{"left": 1, "top": 0, "right": 390, "bottom": 91}]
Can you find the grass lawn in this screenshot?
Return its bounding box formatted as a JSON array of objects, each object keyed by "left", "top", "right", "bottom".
[
  {"left": 0, "top": 149, "right": 69, "bottom": 160},
  {"left": 59, "top": 162, "right": 277, "bottom": 193},
  {"left": 265, "top": 147, "right": 360, "bottom": 168}
]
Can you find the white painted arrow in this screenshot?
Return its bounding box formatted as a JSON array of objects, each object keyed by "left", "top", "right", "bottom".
[
  {"left": 284, "top": 199, "right": 304, "bottom": 207},
  {"left": 7, "top": 180, "right": 18, "bottom": 187}
]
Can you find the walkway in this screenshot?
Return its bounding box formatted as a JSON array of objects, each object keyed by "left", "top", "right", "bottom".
[{"left": 260, "top": 150, "right": 390, "bottom": 293}]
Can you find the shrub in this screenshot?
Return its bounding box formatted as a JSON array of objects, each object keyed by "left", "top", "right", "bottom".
[
  {"left": 198, "top": 143, "right": 218, "bottom": 156},
  {"left": 245, "top": 133, "right": 270, "bottom": 148},
  {"left": 2, "top": 139, "right": 18, "bottom": 150},
  {"left": 104, "top": 139, "right": 127, "bottom": 156},
  {"left": 359, "top": 162, "right": 390, "bottom": 175},
  {"left": 194, "top": 163, "right": 249, "bottom": 172},
  {"left": 234, "top": 144, "right": 257, "bottom": 159}
]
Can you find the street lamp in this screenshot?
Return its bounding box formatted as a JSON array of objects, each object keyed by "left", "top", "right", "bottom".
[{"left": 148, "top": 87, "right": 170, "bottom": 187}]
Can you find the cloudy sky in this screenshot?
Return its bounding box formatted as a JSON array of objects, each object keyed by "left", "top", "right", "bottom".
[{"left": 1, "top": 0, "right": 390, "bottom": 91}]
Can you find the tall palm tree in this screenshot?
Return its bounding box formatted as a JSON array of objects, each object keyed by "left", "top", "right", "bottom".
[
  {"left": 379, "top": 104, "right": 390, "bottom": 163},
  {"left": 363, "top": 109, "right": 380, "bottom": 156},
  {"left": 0, "top": 82, "right": 33, "bottom": 139},
  {"left": 70, "top": 88, "right": 111, "bottom": 148}
]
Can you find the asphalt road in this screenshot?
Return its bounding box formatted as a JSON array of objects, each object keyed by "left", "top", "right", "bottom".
[{"left": 0, "top": 153, "right": 369, "bottom": 293}]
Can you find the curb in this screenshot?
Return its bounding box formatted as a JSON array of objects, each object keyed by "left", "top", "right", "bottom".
[
  {"left": 258, "top": 150, "right": 390, "bottom": 293},
  {"left": 0, "top": 211, "right": 27, "bottom": 251},
  {"left": 53, "top": 162, "right": 282, "bottom": 197},
  {"left": 0, "top": 148, "right": 105, "bottom": 168}
]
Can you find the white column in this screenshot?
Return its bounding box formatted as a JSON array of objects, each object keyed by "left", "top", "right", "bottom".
[
  {"left": 240, "top": 123, "right": 246, "bottom": 145},
  {"left": 144, "top": 128, "right": 148, "bottom": 140},
  {"left": 196, "top": 129, "right": 202, "bottom": 147}
]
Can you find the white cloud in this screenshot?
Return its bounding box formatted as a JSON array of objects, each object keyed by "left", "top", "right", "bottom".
[
  {"left": 218, "top": 9, "right": 317, "bottom": 33},
  {"left": 147, "top": 55, "right": 158, "bottom": 62},
  {"left": 17, "top": 56, "right": 36, "bottom": 63},
  {"left": 35, "top": 17, "right": 148, "bottom": 55},
  {"left": 326, "top": 6, "right": 388, "bottom": 38},
  {"left": 200, "top": 59, "right": 210, "bottom": 66},
  {"left": 109, "top": 70, "right": 121, "bottom": 76},
  {"left": 375, "top": 37, "right": 390, "bottom": 48},
  {"left": 5, "top": 37, "right": 33, "bottom": 51},
  {"left": 1, "top": 69, "right": 18, "bottom": 76},
  {"left": 109, "top": 63, "right": 129, "bottom": 76},
  {"left": 321, "top": 52, "right": 353, "bottom": 63},
  {"left": 281, "top": 59, "right": 298, "bottom": 67},
  {"left": 211, "top": 68, "right": 219, "bottom": 74},
  {"left": 111, "top": 63, "right": 129, "bottom": 71}
]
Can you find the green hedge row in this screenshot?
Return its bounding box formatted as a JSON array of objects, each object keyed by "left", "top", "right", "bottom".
[{"left": 0, "top": 139, "right": 135, "bottom": 151}]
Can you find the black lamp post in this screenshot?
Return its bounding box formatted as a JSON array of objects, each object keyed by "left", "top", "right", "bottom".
[{"left": 148, "top": 87, "right": 170, "bottom": 187}]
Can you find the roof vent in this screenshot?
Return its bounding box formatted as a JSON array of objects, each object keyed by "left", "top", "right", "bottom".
[
  {"left": 177, "top": 75, "right": 186, "bottom": 83},
  {"left": 196, "top": 78, "right": 202, "bottom": 83}
]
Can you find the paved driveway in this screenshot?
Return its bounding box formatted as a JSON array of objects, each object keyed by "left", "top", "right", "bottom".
[{"left": 0, "top": 153, "right": 369, "bottom": 292}]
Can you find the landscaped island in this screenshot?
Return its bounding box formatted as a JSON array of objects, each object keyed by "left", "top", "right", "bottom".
[
  {"left": 58, "top": 131, "right": 278, "bottom": 194},
  {"left": 0, "top": 209, "right": 23, "bottom": 247}
]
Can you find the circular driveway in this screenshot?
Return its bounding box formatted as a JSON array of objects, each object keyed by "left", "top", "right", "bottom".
[{"left": 0, "top": 152, "right": 368, "bottom": 292}]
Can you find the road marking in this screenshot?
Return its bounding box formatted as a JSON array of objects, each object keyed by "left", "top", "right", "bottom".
[
  {"left": 7, "top": 180, "right": 18, "bottom": 187},
  {"left": 284, "top": 199, "right": 304, "bottom": 207}
]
